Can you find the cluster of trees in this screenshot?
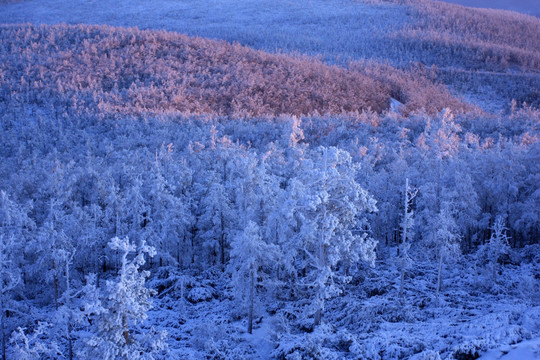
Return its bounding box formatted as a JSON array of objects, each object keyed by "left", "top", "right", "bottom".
[{"left": 0, "top": 99, "right": 538, "bottom": 357}]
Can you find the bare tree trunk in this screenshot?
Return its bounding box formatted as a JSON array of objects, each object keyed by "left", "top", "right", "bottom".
[
  {"left": 123, "top": 315, "right": 129, "bottom": 344},
  {"left": 191, "top": 233, "right": 195, "bottom": 265},
  {"left": 1, "top": 299, "right": 5, "bottom": 360},
  {"left": 248, "top": 270, "right": 254, "bottom": 334},
  {"left": 220, "top": 211, "right": 225, "bottom": 267},
  {"left": 65, "top": 255, "right": 74, "bottom": 360},
  {"left": 399, "top": 257, "right": 406, "bottom": 300},
  {"left": 436, "top": 251, "right": 443, "bottom": 306},
  {"left": 314, "top": 308, "right": 322, "bottom": 326},
  {"left": 221, "top": 160, "right": 227, "bottom": 269},
  {"left": 314, "top": 153, "right": 328, "bottom": 328},
  {"left": 67, "top": 323, "right": 73, "bottom": 360},
  {"left": 53, "top": 259, "right": 59, "bottom": 310},
  {"left": 399, "top": 179, "right": 409, "bottom": 300}
]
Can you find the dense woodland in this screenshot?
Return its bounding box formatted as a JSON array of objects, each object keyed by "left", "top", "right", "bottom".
[
  {"left": 1, "top": 96, "right": 539, "bottom": 358},
  {"left": 0, "top": 0, "right": 539, "bottom": 359}
]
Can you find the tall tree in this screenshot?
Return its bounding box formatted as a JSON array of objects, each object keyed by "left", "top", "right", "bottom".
[
  {"left": 0, "top": 191, "right": 32, "bottom": 360},
  {"left": 292, "top": 147, "right": 377, "bottom": 326},
  {"left": 479, "top": 215, "right": 510, "bottom": 284}
]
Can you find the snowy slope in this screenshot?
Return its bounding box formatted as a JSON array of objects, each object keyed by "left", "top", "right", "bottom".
[
  {"left": 479, "top": 338, "right": 540, "bottom": 360},
  {"left": 0, "top": 0, "right": 409, "bottom": 63},
  {"left": 441, "top": 0, "right": 540, "bottom": 17},
  {"left": 1, "top": 0, "right": 539, "bottom": 112}
]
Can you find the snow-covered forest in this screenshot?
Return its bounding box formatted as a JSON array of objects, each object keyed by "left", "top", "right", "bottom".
[{"left": 0, "top": 0, "right": 539, "bottom": 359}]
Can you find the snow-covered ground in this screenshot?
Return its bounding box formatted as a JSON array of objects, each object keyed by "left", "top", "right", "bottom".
[
  {"left": 441, "top": 0, "right": 540, "bottom": 17},
  {"left": 145, "top": 256, "right": 540, "bottom": 359},
  {"left": 479, "top": 338, "right": 540, "bottom": 360}
]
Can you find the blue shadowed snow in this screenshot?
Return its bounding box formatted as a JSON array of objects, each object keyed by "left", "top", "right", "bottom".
[
  {"left": 441, "top": 0, "right": 540, "bottom": 17},
  {"left": 0, "top": 0, "right": 410, "bottom": 64}
]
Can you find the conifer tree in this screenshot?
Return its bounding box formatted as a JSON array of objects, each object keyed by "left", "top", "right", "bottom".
[{"left": 480, "top": 216, "right": 510, "bottom": 284}]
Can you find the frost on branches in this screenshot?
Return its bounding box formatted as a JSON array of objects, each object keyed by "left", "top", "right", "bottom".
[
  {"left": 78, "top": 237, "right": 167, "bottom": 360},
  {"left": 292, "top": 147, "right": 378, "bottom": 326}
]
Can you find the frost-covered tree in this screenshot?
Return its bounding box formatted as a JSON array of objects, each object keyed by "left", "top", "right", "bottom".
[
  {"left": 197, "top": 177, "right": 232, "bottom": 267},
  {"left": 79, "top": 237, "right": 166, "bottom": 360},
  {"left": 0, "top": 191, "right": 33, "bottom": 360},
  {"left": 54, "top": 249, "right": 77, "bottom": 360},
  {"left": 228, "top": 150, "right": 262, "bottom": 226},
  {"left": 35, "top": 202, "right": 71, "bottom": 311},
  {"left": 398, "top": 178, "right": 418, "bottom": 300},
  {"left": 265, "top": 184, "right": 299, "bottom": 297},
  {"left": 228, "top": 221, "right": 278, "bottom": 334},
  {"left": 8, "top": 322, "right": 59, "bottom": 360},
  {"left": 292, "top": 147, "right": 377, "bottom": 326},
  {"left": 124, "top": 176, "right": 149, "bottom": 246},
  {"left": 478, "top": 216, "right": 510, "bottom": 284},
  {"left": 434, "top": 203, "right": 461, "bottom": 306},
  {"left": 0, "top": 232, "right": 20, "bottom": 360},
  {"left": 148, "top": 156, "right": 193, "bottom": 267}
]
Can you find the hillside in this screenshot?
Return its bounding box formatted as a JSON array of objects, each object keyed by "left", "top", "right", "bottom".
[
  {"left": 0, "top": 23, "right": 472, "bottom": 118},
  {"left": 1, "top": 0, "right": 539, "bottom": 111},
  {"left": 0, "top": 23, "right": 387, "bottom": 117}
]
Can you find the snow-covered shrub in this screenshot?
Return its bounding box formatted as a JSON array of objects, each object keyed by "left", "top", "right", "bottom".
[
  {"left": 8, "top": 323, "right": 60, "bottom": 360},
  {"left": 272, "top": 324, "right": 341, "bottom": 360},
  {"left": 186, "top": 286, "right": 214, "bottom": 303},
  {"left": 515, "top": 244, "right": 540, "bottom": 264},
  {"left": 517, "top": 264, "right": 540, "bottom": 304},
  {"left": 451, "top": 341, "right": 484, "bottom": 360},
  {"left": 411, "top": 350, "right": 442, "bottom": 360}
]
